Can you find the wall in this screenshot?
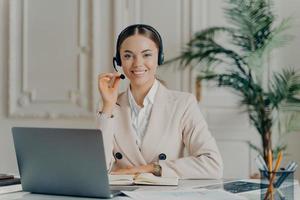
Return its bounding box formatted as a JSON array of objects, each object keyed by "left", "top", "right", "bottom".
[{"left": 273, "top": 0, "right": 300, "bottom": 180}]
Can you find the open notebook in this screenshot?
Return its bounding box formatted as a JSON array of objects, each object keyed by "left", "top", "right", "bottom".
[{"left": 109, "top": 173, "right": 178, "bottom": 186}]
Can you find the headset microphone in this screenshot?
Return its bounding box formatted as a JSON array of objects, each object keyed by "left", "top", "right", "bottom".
[{"left": 113, "top": 57, "right": 126, "bottom": 80}]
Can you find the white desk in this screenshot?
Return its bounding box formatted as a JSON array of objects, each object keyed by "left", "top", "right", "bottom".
[{"left": 1, "top": 179, "right": 299, "bottom": 200}]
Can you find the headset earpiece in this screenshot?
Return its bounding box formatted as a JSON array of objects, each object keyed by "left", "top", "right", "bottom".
[{"left": 158, "top": 52, "right": 164, "bottom": 65}]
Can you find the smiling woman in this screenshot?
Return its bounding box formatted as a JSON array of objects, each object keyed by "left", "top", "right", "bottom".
[{"left": 97, "top": 24, "right": 223, "bottom": 179}]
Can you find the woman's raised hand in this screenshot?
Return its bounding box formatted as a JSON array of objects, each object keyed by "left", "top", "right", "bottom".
[{"left": 98, "top": 72, "right": 122, "bottom": 114}]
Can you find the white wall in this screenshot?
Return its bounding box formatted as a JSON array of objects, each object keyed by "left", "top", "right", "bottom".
[
  {"left": 0, "top": 0, "right": 300, "bottom": 180},
  {"left": 273, "top": 0, "right": 300, "bottom": 180},
  {"left": 0, "top": 0, "right": 100, "bottom": 175}
]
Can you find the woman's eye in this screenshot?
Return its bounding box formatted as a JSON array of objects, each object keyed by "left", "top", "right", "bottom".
[
  {"left": 124, "top": 54, "right": 132, "bottom": 59},
  {"left": 144, "top": 53, "right": 152, "bottom": 57}
]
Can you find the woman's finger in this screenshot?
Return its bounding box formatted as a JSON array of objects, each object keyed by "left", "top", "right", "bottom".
[
  {"left": 112, "top": 76, "right": 121, "bottom": 89},
  {"left": 98, "top": 73, "right": 114, "bottom": 79},
  {"left": 98, "top": 73, "right": 122, "bottom": 85}
]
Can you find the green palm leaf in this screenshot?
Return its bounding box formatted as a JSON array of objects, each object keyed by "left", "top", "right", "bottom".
[{"left": 268, "top": 68, "right": 300, "bottom": 108}]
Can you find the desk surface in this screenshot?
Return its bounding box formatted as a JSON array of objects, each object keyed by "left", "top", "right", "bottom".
[{"left": 1, "top": 179, "right": 299, "bottom": 200}]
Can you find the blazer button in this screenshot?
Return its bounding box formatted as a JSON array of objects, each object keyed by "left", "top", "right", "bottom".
[
  {"left": 158, "top": 153, "right": 166, "bottom": 160},
  {"left": 115, "top": 152, "right": 123, "bottom": 160}
]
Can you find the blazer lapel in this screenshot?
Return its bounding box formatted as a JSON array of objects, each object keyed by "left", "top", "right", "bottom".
[
  {"left": 115, "top": 92, "right": 147, "bottom": 166},
  {"left": 141, "top": 83, "right": 173, "bottom": 163}
]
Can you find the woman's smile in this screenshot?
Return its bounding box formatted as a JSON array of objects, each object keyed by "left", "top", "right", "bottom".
[{"left": 131, "top": 69, "right": 148, "bottom": 77}]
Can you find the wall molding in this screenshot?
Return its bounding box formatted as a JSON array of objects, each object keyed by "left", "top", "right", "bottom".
[{"left": 8, "top": 0, "right": 95, "bottom": 119}]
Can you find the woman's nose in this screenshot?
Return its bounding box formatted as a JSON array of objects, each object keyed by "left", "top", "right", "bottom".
[{"left": 133, "top": 55, "right": 143, "bottom": 67}]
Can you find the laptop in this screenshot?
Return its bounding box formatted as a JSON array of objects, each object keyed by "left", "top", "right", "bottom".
[{"left": 12, "top": 127, "right": 122, "bottom": 198}]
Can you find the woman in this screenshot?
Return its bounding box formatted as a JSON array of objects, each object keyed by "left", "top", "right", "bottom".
[{"left": 97, "top": 24, "right": 223, "bottom": 179}]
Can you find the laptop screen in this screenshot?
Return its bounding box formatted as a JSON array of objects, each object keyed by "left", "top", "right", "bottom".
[{"left": 12, "top": 127, "right": 115, "bottom": 198}]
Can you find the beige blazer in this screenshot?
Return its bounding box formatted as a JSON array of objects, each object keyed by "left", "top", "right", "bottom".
[{"left": 97, "top": 82, "right": 223, "bottom": 179}]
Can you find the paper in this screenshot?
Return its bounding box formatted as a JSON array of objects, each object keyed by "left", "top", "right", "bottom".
[
  {"left": 109, "top": 174, "right": 134, "bottom": 185},
  {"left": 0, "top": 184, "right": 22, "bottom": 194},
  {"left": 123, "top": 189, "right": 247, "bottom": 200}
]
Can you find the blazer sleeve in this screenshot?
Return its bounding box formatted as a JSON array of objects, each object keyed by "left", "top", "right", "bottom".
[
  {"left": 96, "top": 112, "right": 116, "bottom": 172},
  {"left": 159, "top": 95, "right": 223, "bottom": 179}
]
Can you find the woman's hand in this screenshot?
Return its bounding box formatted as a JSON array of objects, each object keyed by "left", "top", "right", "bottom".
[
  {"left": 111, "top": 164, "right": 154, "bottom": 175},
  {"left": 98, "top": 72, "right": 121, "bottom": 114}
]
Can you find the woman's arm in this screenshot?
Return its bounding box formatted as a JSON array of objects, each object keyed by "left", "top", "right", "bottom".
[
  {"left": 97, "top": 72, "right": 121, "bottom": 171},
  {"left": 97, "top": 111, "right": 116, "bottom": 172},
  {"left": 158, "top": 95, "right": 223, "bottom": 179}
]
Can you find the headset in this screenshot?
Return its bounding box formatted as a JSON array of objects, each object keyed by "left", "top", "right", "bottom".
[{"left": 113, "top": 24, "right": 164, "bottom": 79}]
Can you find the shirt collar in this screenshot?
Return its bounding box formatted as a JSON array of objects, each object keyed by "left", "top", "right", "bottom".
[
  {"left": 128, "top": 79, "right": 159, "bottom": 113},
  {"left": 145, "top": 79, "right": 159, "bottom": 104}
]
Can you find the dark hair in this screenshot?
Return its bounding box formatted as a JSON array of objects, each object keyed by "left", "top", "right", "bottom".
[
  {"left": 115, "top": 24, "right": 164, "bottom": 66},
  {"left": 118, "top": 26, "right": 160, "bottom": 50}
]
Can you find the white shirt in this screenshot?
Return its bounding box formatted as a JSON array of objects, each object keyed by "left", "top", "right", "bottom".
[{"left": 128, "top": 80, "right": 159, "bottom": 148}]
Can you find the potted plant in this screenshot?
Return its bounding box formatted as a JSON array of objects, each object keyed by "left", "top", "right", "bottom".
[{"left": 167, "top": 0, "right": 300, "bottom": 163}]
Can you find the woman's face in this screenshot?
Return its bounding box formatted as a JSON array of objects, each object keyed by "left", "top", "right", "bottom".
[{"left": 120, "top": 34, "right": 158, "bottom": 88}]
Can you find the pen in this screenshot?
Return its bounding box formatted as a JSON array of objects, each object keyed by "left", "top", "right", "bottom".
[
  {"left": 265, "top": 150, "right": 282, "bottom": 200},
  {"left": 268, "top": 149, "right": 273, "bottom": 173},
  {"left": 292, "top": 163, "right": 298, "bottom": 171},
  {"left": 255, "top": 155, "right": 269, "bottom": 178},
  {"left": 275, "top": 161, "right": 297, "bottom": 188},
  {"left": 255, "top": 157, "right": 264, "bottom": 170},
  {"left": 274, "top": 151, "right": 283, "bottom": 172},
  {"left": 267, "top": 149, "right": 274, "bottom": 200}
]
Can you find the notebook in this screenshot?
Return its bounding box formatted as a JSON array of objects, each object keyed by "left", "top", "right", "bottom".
[
  {"left": 0, "top": 174, "right": 21, "bottom": 187},
  {"left": 109, "top": 173, "right": 178, "bottom": 186}
]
